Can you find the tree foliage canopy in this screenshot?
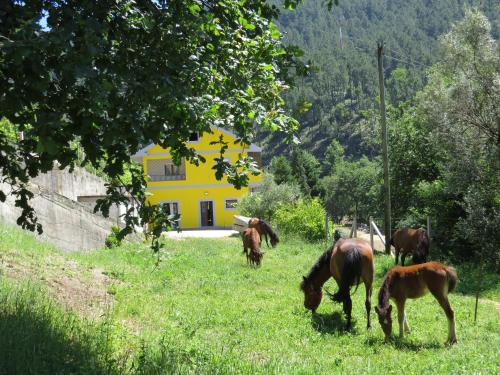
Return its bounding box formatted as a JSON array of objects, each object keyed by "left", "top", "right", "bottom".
[
  {"left": 0, "top": 0, "right": 308, "bottom": 249},
  {"left": 387, "top": 9, "right": 499, "bottom": 264}
]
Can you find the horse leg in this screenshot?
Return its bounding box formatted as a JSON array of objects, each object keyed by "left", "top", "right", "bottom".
[
  {"left": 396, "top": 299, "right": 407, "bottom": 338},
  {"left": 404, "top": 313, "right": 411, "bottom": 334},
  {"left": 434, "top": 293, "right": 457, "bottom": 345},
  {"left": 365, "top": 282, "right": 372, "bottom": 329},
  {"left": 401, "top": 250, "right": 407, "bottom": 266},
  {"left": 395, "top": 246, "right": 400, "bottom": 265},
  {"left": 343, "top": 295, "right": 353, "bottom": 330}
]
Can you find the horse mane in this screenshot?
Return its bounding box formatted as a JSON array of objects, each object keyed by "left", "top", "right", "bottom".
[
  {"left": 377, "top": 271, "right": 395, "bottom": 310},
  {"left": 259, "top": 219, "right": 279, "bottom": 247},
  {"left": 301, "top": 247, "right": 333, "bottom": 290}
]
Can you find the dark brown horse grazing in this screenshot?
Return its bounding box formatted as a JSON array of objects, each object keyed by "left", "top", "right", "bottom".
[
  {"left": 300, "top": 238, "right": 374, "bottom": 329},
  {"left": 391, "top": 228, "right": 429, "bottom": 265},
  {"left": 242, "top": 227, "right": 263, "bottom": 266},
  {"left": 248, "top": 218, "right": 279, "bottom": 248},
  {"left": 375, "top": 262, "right": 458, "bottom": 345}
]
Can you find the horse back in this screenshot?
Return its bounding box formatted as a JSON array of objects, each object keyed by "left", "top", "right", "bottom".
[
  {"left": 331, "top": 238, "right": 374, "bottom": 283},
  {"left": 390, "top": 262, "right": 457, "bottom": 299},
  {"left": 392, "top": 228, "right": 422, "bottom": 250},
  {"left": 243, "top": 228, "right": 261, "bottom": 249}
]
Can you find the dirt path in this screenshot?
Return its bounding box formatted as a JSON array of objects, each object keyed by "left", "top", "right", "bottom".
[
  {"left": 1, "top": 252, "right": 115, "bottom": 319},
  {"left": 337, "top": 226, "right": 387, "bottom": 253}
]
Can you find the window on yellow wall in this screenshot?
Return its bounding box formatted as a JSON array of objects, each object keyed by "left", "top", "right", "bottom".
[
  {"left": 248, "top": 152, "right": 262, "bottom": 168},
  {"left": 224, "top": 199, "right": 238, "bottom": 210},
  {"left": 147, "top": 159, "right": 186, "bottom": 181},
  {"left": 160, "top": 201, "right": 180, "bottom": 228}
]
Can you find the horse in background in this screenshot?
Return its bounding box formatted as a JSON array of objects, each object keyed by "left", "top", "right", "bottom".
[
  {"left": 300, "top": 238, "right": 374, "bottom": 330},
  {"left": 391, "top": 228, "right": 429, "bottom": 265},
  {"left": 242, "top": 227, "right": 263, "bottom": 266},
  {"left": 248, "top": 218, "right": 279, "bottom": 248},
  {"left": 375, "top": 262, "right": 458, "bottom": 345}
]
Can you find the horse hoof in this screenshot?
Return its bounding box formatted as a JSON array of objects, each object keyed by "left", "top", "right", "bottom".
[{"left": 445, "top": 338, "right": 457, "bottom": 346}]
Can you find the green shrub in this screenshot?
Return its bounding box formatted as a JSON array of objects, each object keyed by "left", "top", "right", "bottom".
[
  {"left": 239, "top": 174, "right": 301, "bottom": 221},
  {"left": 274, "top": 198, "right": 327, "bottom": 242},
  {"left": 105, "top": 225, "right": 122, "bottom": 249}
]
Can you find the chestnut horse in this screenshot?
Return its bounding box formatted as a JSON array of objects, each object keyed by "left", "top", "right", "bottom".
[
  {"left": 300, "top": 238, "right": 374, "bottom": 329},
  {"left": 248, "top": 218, "right": 279, "bottom": 248},
  {"left": 375, "top": 262, "right": 458, "bottom": 345},
  {"left": 242, "top": 227, "right": 263, "bottom": 266},
  {"left": 391, "top": 228, "right": 429, "bottom": 265}
]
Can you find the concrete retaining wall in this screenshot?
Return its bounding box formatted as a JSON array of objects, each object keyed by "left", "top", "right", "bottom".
[
  {"left": 0, "top": 166, "right": 121, "bottom": 251},
  {"left": 0, "top": 181, "right": 117, "bottom": 251},
  {"left": 32, "top": 165, "right": 108, "bottom": 201}
]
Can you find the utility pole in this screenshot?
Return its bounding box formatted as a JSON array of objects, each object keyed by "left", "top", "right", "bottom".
[{"left": 377, "top": 41, "right": 392, "bottom": 255}]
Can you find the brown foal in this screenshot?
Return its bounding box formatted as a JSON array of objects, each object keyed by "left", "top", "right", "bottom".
[
  {"left": 375, "top": 261, "right": 458, "bottom": 345},
  {"left": 242, "top": 227, "right": 263, "bottom": 266}
]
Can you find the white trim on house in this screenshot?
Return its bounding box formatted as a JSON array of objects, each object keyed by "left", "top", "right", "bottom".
[
  {"left": 146, "top": 182, "right": 261, "bottom": 190},
  {"left": 131, "top": 127, "right": 261, "bottom": 163}
]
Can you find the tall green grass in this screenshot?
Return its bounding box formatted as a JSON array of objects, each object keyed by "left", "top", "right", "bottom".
[
  {"left": 0, "top": 223, "right": 499, "bottom": 374},
  {"left": 0, "top": 280, "right": 120, "bottom": 374}
]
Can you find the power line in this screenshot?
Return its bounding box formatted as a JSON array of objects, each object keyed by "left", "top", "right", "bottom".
[
  {"left": 342, "top": 32, "right": 432, "bottom": 69},
  {"left": 384, "top": 51, "right": 429, "bottom": 68}
]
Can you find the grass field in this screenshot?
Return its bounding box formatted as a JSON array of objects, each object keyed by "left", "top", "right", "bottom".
[{"left": 0, "top": 223, "right": 499, "bottom": 374}]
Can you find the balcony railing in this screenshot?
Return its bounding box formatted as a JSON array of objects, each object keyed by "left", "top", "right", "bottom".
[{"left": 148, "top": 174, "right": 186, "bottom": 182}]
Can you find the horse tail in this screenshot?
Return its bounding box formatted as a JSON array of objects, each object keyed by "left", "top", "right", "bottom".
[
  {"left": 446, "top": 266, "right": 458, "bottom": 294},
  {"left": 332, "top": 247, "right": 362, "bottom": 302}
]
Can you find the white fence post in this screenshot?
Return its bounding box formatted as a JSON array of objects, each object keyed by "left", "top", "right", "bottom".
[
  {"left": 370, "top": 216, "right": 374, "bottom": 250},
  {"left": 371, "top": 220, "right": 386, "bottom": 247}
]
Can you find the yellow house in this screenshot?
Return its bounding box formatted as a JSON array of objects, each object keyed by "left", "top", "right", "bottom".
[{"left": 132, "top": 127, "right": 262, "bottom": 229}]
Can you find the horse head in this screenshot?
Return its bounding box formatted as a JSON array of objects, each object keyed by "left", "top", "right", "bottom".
[
  {"left": 260, "top": 219, "right": 279, "bottom": 248},
  {"left": 375, "top": 305, "right": 393, "bottom": 341},
  {"left": 300, "top": 276, "right": 322, "bottom": 313}
]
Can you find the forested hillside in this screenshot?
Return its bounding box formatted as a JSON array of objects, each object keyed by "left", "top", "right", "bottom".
[{"left": 257, "top": 0, "right": 499, "bottom": 161}]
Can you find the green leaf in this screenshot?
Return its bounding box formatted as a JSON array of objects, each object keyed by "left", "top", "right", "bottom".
[
  {"left": 188, "top": 3, "right": 201, "bottom": 15},
  {"left": 269, "top": 23, "right": 281, "bottom": 40},
  {"left": 238, "top": 16, "right": 256, "bottom": 30},
  {"left": 259, "top": 64, "right": 274, "bottom": 71}
]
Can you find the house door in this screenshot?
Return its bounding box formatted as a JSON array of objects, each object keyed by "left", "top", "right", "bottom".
[{"left": 200, "top": 201, "right": 214, "bottom": 227}]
